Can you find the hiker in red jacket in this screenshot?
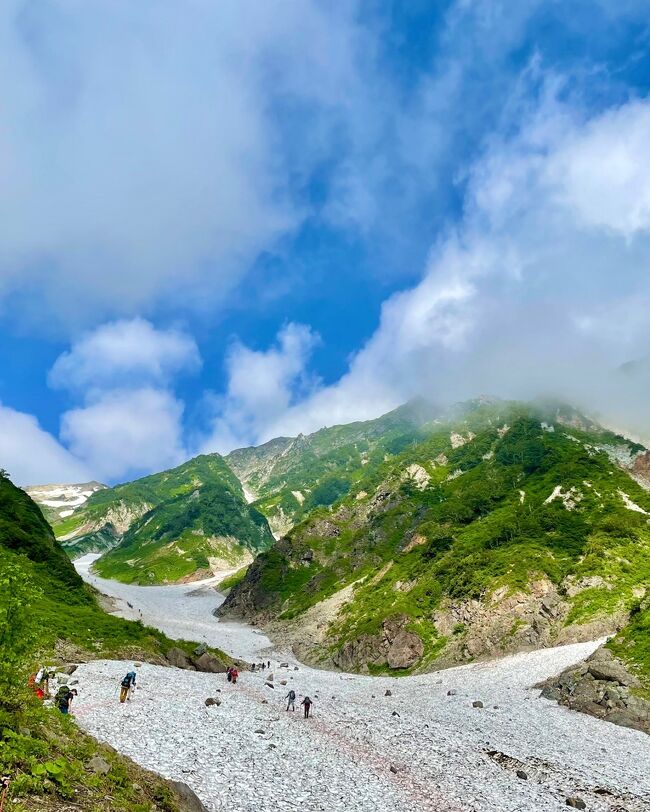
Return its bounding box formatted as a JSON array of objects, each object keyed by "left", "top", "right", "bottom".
[{"left": 231, "top": 668, "right": 239, "bottom": 685}]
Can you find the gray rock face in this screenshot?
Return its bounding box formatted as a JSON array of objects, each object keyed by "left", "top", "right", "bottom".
[
  {"left": 333, "top": 615, "right": 424, "bottom": 671},
  {"left": 387, "top": 629, "right": 424, "bottom": 669},
  {"left": 538, "top": 645, "right": 649, "bottom": 735},
  {"left": 565, "top": 798, "right": 586, "bottom": 810},
  {"left": 169, "top": 780, "right": 208, "bottom": 811}
]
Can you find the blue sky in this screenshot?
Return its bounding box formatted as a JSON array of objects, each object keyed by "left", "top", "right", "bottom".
[{"left": 2, "top": 0, "right": 650, "bottom": 485}]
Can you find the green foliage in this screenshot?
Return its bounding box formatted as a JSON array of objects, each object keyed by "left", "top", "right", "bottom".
[{"left": 227, "top": 400, "right": 650, "bottom": 675}]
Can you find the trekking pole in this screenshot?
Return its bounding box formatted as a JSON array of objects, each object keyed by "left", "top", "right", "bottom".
[{"left": 0, "top": 776, "right": 11, "bottom": 812}]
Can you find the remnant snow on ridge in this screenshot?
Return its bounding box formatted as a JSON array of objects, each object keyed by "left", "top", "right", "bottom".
[
  {"left": 73, "top": 556, "right": 650, "bottom": 812},
  {"left": 544, "top": 485, "right": 583, "bottom": 510},
  {"left": 402, "top": 463, "right": 430, "bottom": 490},
  {"left": 618, "top": 489, "right": 649, "bottom": 515},
  {"left": 292, "top": 489, "right": 305, "bottom": 504}
]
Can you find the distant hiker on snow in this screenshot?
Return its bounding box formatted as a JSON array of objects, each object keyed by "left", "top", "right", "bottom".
[
  {"left": 227, "top": 666, "right": 233, "bottom": 682},
  {"left": 56, "top": 685, "right": 77, "bottom": 714},
  {"left": 231, "top": 668, "right": 239, "bottom": 685},
  {"left": 301, "top": 696, "right": 313, "bottom": 718},
  {"left": 286, "top": 689, "right": 296, "bottom": 712},
  {"left": 120, "top": 670, "right": 137, "bottom": 703}
]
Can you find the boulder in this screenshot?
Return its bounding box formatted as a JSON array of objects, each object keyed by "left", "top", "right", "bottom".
[
  {"left": 472, "top": 700, "right": 484, "bottom": 708},
  {"left": 516, "top": 770, "right": 528, "bottom": 780},
  {"left": 565, "top": 798, "right": 586, "bottom": 810},
  {"left": 169, "top": 780, "right": 208, "bottom": 812},
  {"left": 447, "top": 690, "right": 457, "bottom": 696},
  {"left": 204, "top": 697, "right": 221, "bottom": 707},
  {"left": 385, "top": 689, "right": 392, "bottom": 697},
  {"left": 87, "top": 756, "right": 111, "bottom": 775},
  {"left": 59, "top": 664, "right": 78, "bottom": 676},
  {"left": 166, "top": 648, "right": 195, "bottom": 670},
  {"left": 587, "top": 655, "right": 640, "bottom": 687},
  {"left": 193, "top": 653, "right": 227, "bottom": 674},
  {"left": 193, "top": 643, "right": 207, "bottom": 657}
]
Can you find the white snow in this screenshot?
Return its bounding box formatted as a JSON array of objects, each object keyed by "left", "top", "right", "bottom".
[
  {"left": 72, "top": 556, "right": 650, "bottom": 812},
  {"left": 618, "top": 490, "right": 649, "bottom": 515},
  {"left": 75, "top": 555, "right": 271, "bottom": 661},
  {"left": 59, "top": 509, "right": 74, "bottom": 518}
]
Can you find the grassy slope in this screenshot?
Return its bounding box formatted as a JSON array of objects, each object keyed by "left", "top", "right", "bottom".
[
  {"left": 224, "top": 401, "right": 650, "bottom": 673},
  {"left": 94, "top": 470, "right": 274, "bottom": 585},
  {"left": 0, "top": 472, "right": 229, "bottom": 810},
  {"left": 226, "top": 399, "right": 438, "bottom": 534}
]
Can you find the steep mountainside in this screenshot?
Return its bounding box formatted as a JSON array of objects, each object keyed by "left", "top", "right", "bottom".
[
  {"left": 0, "top": 469, "right": 230, "bottom": 810},
  {"left": 225, "top": 398, "right": 438, "bottom": 537},
  {"left": 221, "top": 400, "right": 650, "bottom": 676},
  {"left": 92, "top": 455, "right": 274, "bottom": 584}
]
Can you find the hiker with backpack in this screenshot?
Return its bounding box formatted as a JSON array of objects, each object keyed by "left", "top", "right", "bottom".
[
  {"left": 56, "top": 685, "right": 77, "bottom": 714},
  {"left": 119, "top": 670, "right": 137, "bottom": 703},
  {"left": 231, "top": 668, "right": 239, "bottom": 685},
  {"left": 285, "top": 689, "right": 296, "bottom": 712},
  {"left": 301, "top": 695, "right": 313, "bottom": 719}
]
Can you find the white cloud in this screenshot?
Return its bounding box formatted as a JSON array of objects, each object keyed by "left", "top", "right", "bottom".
[
  {"left": 0, "top": 1, "right": 367, "bottom": 326},
  {"left": 201, "top": 323, "right": 319, "bottom": 452},
  {"left": 49, "top": 318, "right": 200, "bottom": 393},
  {"left": 206, "top": 89, "right": 650, "bottom": 447},
  {"left": 60, "top": 388, "right": 186, "bottom": 482},
  {"left": 0, "top": 403, "right": 91, "bottom": 486}
]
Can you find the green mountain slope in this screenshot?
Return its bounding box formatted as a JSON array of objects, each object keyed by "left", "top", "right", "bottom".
[
  {"left": 221, "top": 400, "right": 650, "bottom": 676},
  {"left": 225, "top": 398, "right": 438, "bottom": 537},
  {"left": 0, "top": 469, "right": 228, "bottom": 810},
  {"left": 92, "top": 455, "right": 274, "bottom": 584}
]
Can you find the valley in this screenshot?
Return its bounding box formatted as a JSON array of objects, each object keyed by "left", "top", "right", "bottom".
[{"left": 69, "top": 557, "right": 650, "bottom": 812}]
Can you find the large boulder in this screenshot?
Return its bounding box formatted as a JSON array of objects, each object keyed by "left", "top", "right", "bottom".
[
  {"left": 193, "top": 653, "right": 227, "bottom": 673},
  {"left": 169, "top": 780, "right": 208, "bottom": 812},
  {"left": 166, "top": 648, "right": 195, "bottom": 670},
  {"left": 586, "top": 649, "right": 640, "bottom": 687}
]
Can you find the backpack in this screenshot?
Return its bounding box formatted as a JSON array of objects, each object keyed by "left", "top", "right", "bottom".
[
  {"left": 121, "top": 674, "right": 133, "bottom": 688},
  {"left": 55, "top": 685, "right": 70, "bottom": 708},
  {"left": 288, "top": 690, "right": 296, "bottom": 700}
]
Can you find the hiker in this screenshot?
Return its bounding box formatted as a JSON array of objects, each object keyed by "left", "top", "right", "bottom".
[
  {"left": 267, "top": 660, "right": 270, "bottom": 668},
  {"left": 226, "top": 666, "right": 233, "bottom": 682},
  {"left": 301, "top": 695, "right": 313, "bottom": 719},
  {"left": 120, "top": 670, "right": 137, "bottom": 703},
  {"left": 285, "top": 689, "right": 296, "bottom": 712},
  {"left": 56, "top": 686, "right": 77, "bottom": 714},
  {"left": 231, "top": 668, "right": 239, "bottom": 685},
  {"left": 251, "top": 663, "right": 256, "bottom": 672},
  {"left": 261, "top": 662, "right": 265, "bottom": 671}
]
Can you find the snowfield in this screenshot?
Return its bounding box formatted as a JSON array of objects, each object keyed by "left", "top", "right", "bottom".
[{"left": 74, "top": 558, "right": 650, "bottom": 812}]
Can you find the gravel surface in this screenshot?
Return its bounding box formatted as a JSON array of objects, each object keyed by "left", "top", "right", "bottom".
[{"left": 73, "top": 556, "right": 650, "bottom": 811}]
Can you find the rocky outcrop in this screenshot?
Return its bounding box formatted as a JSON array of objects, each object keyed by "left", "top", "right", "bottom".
[
  {"left": 538, "top": 646, "right": 649, "bottom": 735},
  {"left": 433, "top": 579, "right": 623, "bottom": 665},
  {"left": 333, "top": 615, "right": 424, "bottom": 671}
]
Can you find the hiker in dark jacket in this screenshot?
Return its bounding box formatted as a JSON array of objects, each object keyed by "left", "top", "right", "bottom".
[
  {"left": 285, "top": 689, "right": 296, "bottom": 712},
  {"left": 120, "top": 671, "right": 137, "bottom": 703},
  {"left": 301, "top": 696, "right": 313, "bottom": 718},
  {"left": 56, "top": 687, "right": 77, "bottom": 714}
]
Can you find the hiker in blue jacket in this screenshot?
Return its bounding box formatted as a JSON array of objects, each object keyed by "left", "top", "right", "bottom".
[{"left": 120, "top": 670, "right": 137, "bottom": 703}]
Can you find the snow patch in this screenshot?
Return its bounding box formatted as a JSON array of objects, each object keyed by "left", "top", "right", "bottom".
[
  {"left": 617, "top": 490, "right": 649, "bottom": 515},
  {"left": 291, "top": 490, "right": 305, "bottom": 504},
  {"left": 402, "top": 463, "right": 430, "bottom": 490},
  {"left": 544, "top": 485, "right": 583, "bottom": 510}
]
